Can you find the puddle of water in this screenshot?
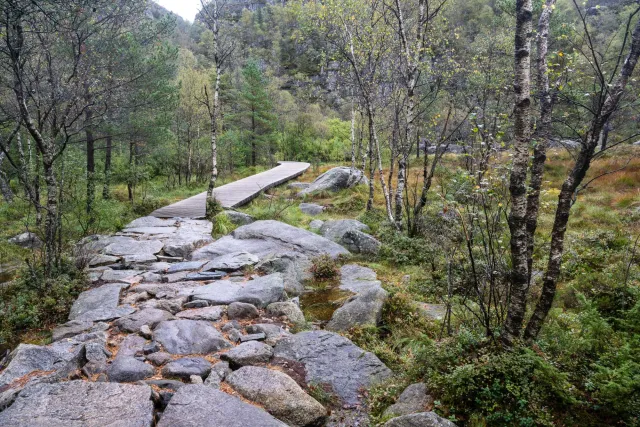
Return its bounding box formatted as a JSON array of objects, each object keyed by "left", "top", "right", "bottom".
[{"left": 300, "top": 285, "right": 352, "bottom": 322}]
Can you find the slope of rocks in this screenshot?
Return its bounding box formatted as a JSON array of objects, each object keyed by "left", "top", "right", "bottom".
[{"left": 0, "top": 214, "right": 459, "bottom": 426}]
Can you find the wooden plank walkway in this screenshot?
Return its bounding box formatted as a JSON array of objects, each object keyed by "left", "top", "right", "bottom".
[{"left": 151, "top": 161, "right": 311, "bottom": 218}]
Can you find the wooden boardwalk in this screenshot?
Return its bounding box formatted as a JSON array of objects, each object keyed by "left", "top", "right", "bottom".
[{"left": 151, "top": 161, "right": 310, "bottom": 218}]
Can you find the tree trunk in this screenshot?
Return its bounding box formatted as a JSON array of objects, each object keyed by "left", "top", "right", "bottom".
[
  {"left": 525, "top": 0, "right": 557, "bottom": 285},
  {"left": 85, "top": 112, "right": 95, "bottom": 222},
  {"left": 103, "top": 134, "right": 112, "bottom": 199},
  {"left": 503, "top": 0, "right": 534, "bottom": 345},
  {"left": 42, "top": 153, "right": 59, "bottom": 276},
  {"left": 0, "top": 149, "right": 14, "bottom": 203},
  {"left": 369, "top": 106, "right": 396, "bottom": 225},
  {"left": 251, "top": 109, "right": 257, "bottom": 167},
  {"left": 128, "top": 139, "right": 135, "bottom": 202},
  {"left": 524, "top": 15, "right": 640, "bottom": 340},
  {"left": 206, "top": 66, "right": 221, "bottom": 217}
]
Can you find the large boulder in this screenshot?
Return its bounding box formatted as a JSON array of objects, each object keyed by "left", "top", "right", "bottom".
[
  {"left": 273, "top": 330, "right": 392, "bottom": 406},
  {"left": 227, "top": 366, "right": 327, "bottom": 426},
  {"left": 223, "top": 210, "right": 255, "bottom": 225},
  {"left": 191, "top": 220, "right": 349, "bottom": 261},
  {"left": 342, "top": 230, "right": 381, "bottom": 255},
  {"left": 157, "top": 385, "right": 286, "bottom": 427},
  {"left": 319, "top": 219, "right": 370, "bottom": 243},
  {"left": 383, "top": 412, "right": 457, "bottom": 427},
  {"left": 255, "top": 251, "right": 312, "bottom": 295},
  {"left": 326, "top": 264, "right": 387, "bottom": 331},
  {"left": 298, "top": 167, "right": 368, "bottom": 196},
  {"left": 267, "top": 301, "right": 306, "bottom": 326},
  {"left": 326, "top": 287, "right": 388, "bottom": 331},
  {"left": 0, "top": 381, "right": 154, "bottom": 427},
  {"left": 180, "top": 274, "right": 285, "bottom": 308},
  {"left": 8, "top": 232, "right": 42, "bottom": 249},
  {"left": 299, "top": 203, "right": 325, "bottom": 216},
  {"left": 383, "top": 383, "right": 434, "bottom": 418},
  {"left": 153, "top": 320, "right": 231, "bottom": 355}
]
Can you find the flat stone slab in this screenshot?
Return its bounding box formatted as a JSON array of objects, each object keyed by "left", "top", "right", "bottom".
[
  {"left": 126, "top": 216, "right": 177, "bottom": 228},
  {"left": 166, "top": 260, "right": 208, "bottom": 274},
  {"left": 192, "top": 220, "right": 349, "bottom": 261},
  {"left": 88, "top": 254, "right": 120, "bottom": 267},
  {"left": 180, "top": 274, "right": 285, "bottom": 308},
  {"left": 203, "top": 251, "right": 259, "bottom": 271},
  {"left": 184, "top": 271, "right": 225, "bottom": 281},
  {"left": 122, "top": 226, "right": 178, "bottom": 235},
  {"left": 154, "top": 320, "right": 231, "bottom": 355},
  {"left": 101, "top": 269, "right": 145, "bottom": 283},
  {"left": 163, "top": 232, "right": 214, "bottom": 258},
  {"left": 157, "top": 385, "right": 286, "bottom": 427},
  {"left": 0, "top": 381, "right": 154, "bottom": 427},
  {"left": 74, "top": 305, "right": 136, "bottom": 322},
  {"left": 339, "top": 264, "right": 382, "bottom": 293},
  {"left": 103, "top": 237, "right": 164, "bottom": 256},
  {"left": 273, "top": 330, "right": 392, "bottom": 405},
  {"left": 0, "top": 341, "right": 85, "bottom": 388},
  {"left": 69, "top": 284, "right": 124, "bottom": 320},
  {"left": 176, "top": 306, "right": 226, "bottom": 321}
]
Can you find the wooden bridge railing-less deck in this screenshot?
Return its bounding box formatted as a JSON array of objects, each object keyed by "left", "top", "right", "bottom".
[{"left": 150, "top": 161, "right": 311, "bottom": 219}]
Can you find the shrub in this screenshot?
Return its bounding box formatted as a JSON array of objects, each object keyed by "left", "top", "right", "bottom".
[
  {"left": 416, "top": 335, "right": 576, "bottom": 426},
  {"left": 0, "top": 260, "right": 87, "bottom": 346},
  {"left": 310, "top": 254, "right": 339, "bottom": 281}
]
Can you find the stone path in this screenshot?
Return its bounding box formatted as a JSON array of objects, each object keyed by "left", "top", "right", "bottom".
[
  {"left": 0, "top": 166, "right": 456, "bottom": 426},
  {"left": 151, "top": 161, "right": 310, "bottom": 219}
]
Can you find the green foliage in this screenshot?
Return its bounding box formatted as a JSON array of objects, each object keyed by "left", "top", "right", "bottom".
[
  {"left": 413, "top": 334, "right": 575, "bottom": 426},
  {"left": 0, "top": 260, "right": 87, "bottom": 346},
  {"left": 310, "top": 254, "right": 340, "bottom": 281},
  {"left": 379, "top": 226, "right": 436, "bottom": 266},
  {"left": 212, "top": 211, "right": 237, "bottom": 237}
]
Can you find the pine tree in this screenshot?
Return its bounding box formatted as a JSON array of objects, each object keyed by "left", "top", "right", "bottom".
[{"left": 237, "top": 61, "right": 276, "bottom": 167}]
